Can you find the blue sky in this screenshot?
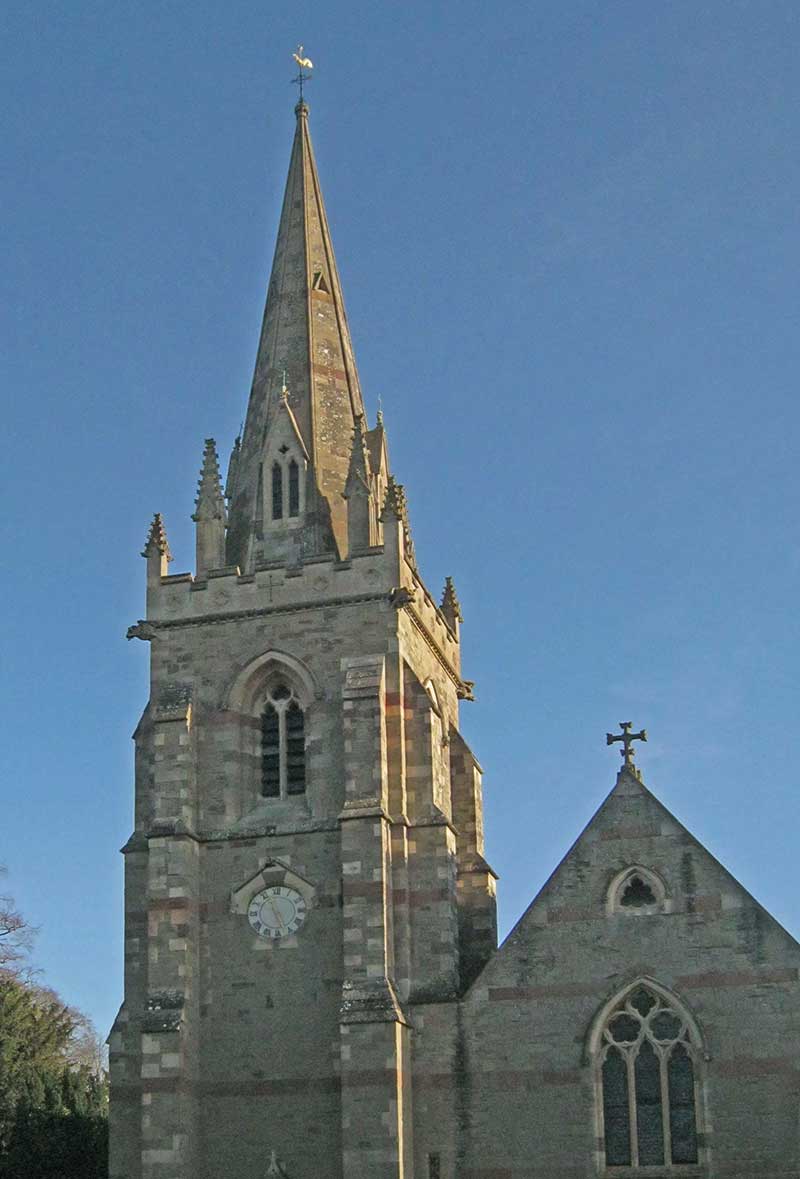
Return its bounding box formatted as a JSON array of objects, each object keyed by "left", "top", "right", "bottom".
[{"left": 2, "top": 1, "right": 799, "bottom": 1037}]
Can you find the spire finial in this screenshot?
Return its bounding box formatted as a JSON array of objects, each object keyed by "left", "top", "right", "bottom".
[
  {"left": 280, "top": 369, "right": 289, "bottom": 403},
  {"left": 291, "top": 45, "right": 314, "bottom": 108},
  {"left": 376, "top": 394, "right": 384, "bottom": 426},
  {"left": 606, "top": 721, "right": 648, "bottom": 779}
]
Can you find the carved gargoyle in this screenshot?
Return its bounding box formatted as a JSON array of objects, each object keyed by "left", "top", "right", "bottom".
[
  {"left": 389, "top": 586, "right": 416, "bottom": 609},
  {"left": 126, "top": 621, "right": 158, "bottom": 642}
]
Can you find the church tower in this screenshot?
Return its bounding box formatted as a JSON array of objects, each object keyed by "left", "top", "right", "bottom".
[{"left": 109, "top": 99, "right": 496, "bottom": 1179}]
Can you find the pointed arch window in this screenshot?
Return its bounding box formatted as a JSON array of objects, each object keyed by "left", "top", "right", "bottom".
[
  {"left": 288, "top": 459, "right": 300, "bottom": 517},
  {"left": 271, "top": 463, "right": 283, "bottom": 520},
  {"left": 607, "top": 866, "right": 667, "bottom": 916},
  {"left": 261, "top": 684, "right": 306, "bottom": 798},
  {"left": 597, "top": 984, "right": 700, "bottom": 1170}
]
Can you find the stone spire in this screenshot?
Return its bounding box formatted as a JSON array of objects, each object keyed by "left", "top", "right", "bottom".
[
  {"left": 226, "top": 102, "right": 367, "bottom": 568},
  {"left": 192, "top": 438, "right": 227, "bottom": 575}
]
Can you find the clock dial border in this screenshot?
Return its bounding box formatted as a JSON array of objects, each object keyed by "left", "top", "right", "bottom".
[{"left": 247, "top": 885, "right": 307, "bottom": 939}]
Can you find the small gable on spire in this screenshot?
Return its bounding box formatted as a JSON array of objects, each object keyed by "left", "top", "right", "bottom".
[{"left": 269, "top": 386, "right": 309, "bottom": 463}]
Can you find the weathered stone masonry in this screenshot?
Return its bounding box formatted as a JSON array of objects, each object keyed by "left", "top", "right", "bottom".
[{"left": 109, "top": 99, "right": 800, "bottom": 1179}]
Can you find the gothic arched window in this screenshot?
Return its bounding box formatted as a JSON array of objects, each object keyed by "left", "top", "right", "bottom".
[
  {"left": 607, "top": 866, "right": 667, "bottom": 916},
  {"left": 597, "top": 984, "right": 700, "bottom": 1169},
  {"left": 288, "top": 459, "right": 300, "bottom": 517},
  {"left": 272, "top": 463, "right": 283, "bottom": 520},
  {"left": 261, "top": 684, "right": 306, "bottom": 798}
]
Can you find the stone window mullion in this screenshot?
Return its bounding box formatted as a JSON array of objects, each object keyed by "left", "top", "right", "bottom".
[{"left": 659, "top": 1048, "right": 672, "bottom": 1165}]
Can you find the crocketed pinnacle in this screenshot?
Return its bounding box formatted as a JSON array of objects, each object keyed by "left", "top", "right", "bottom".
[
  {"left": 192, "top": 438, "right": 226, "bottom": 522},
  {"left": 441, "top": 576, "right": 463, "bottom": 626},
  {"left": 381, "top": 476, "right": 417, "bottom": 568},
  {"left": 226, "top": 101, "right": 367, "bottom": 565},
  {"left": 380, "top": 475, "right": 407, "bottom": 522},
  {"left": 344, "top": 414, "right": 371, "bottom": 497},
  {"left": 141, "top": 513, "right": 172, "bottom": 561}
]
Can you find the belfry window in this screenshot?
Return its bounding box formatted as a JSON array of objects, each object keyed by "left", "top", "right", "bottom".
[
  {"left": 598, "top": 985, "right": 699, "bottom": 1169},
  {"left": 271, "top": 463, "right": 283, "bottom": 520},
  {"left": 288, "top": 459, "right": 300, "bottom": 516},
  {"left": 261, "top": 684, "right": 306, "bottom": 798}
]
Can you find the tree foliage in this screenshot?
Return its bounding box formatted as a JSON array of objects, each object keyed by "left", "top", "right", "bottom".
[
  {"left": 0, "top": 870, "right": 107, "bottom": 1178},
  {"left": 0, "top": 870, "right": 33, "bottom": 978}
]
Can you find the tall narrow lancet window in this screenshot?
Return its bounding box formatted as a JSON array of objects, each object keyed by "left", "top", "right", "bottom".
[
  {"left": 261, "top": 705, "right": 280, "bottom": 797},
  {"left": 271, "top": 463, "right": 283, "bottom": 520},
  {"left": 285, "top": 700, "right": 305, "bottom": 793},
  {"left": 260, "top": 684, "right": 306, "bottom": 798},
  {"left": 597, "top": 985, "right": 700, "bottom": 1169},
  {"left": 288, "top": 459, "right": 300, "bottom": 517}
]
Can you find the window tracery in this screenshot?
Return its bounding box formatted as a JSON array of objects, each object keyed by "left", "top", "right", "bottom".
[
  {"left": 261, "top": 683, "right": 306, "bottom": 798},
  {"left": 608, "top": 866, "right": 667, "bottom": 916},
  {"left": 597, "top": 984, "right": 700, "bottom": 1170}
]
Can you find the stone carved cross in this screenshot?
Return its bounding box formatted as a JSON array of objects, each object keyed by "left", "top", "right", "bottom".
[
  {"left": 266, "top": 1149, "right": 288, "bottom": 1176},
  {"left": 606, "top": 721, "right": 647, "bottom": 768}
]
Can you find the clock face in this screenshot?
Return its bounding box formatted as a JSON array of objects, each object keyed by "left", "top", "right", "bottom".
[{"left": 248, "top": 886, "right": 307, "bottom": 939}]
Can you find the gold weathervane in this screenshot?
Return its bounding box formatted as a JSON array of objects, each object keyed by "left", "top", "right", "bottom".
[{"left": 292, "top": 45, "right": 314, "bottom": 104}]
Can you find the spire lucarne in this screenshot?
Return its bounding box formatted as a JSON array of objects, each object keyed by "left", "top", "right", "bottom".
[{"left": 226, "top": 101, "right": 366, "bottom": 568}]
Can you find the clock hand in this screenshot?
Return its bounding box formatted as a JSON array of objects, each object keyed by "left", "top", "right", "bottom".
[{"left": 267, "top": 897, "right": 286, "bottom": 929}]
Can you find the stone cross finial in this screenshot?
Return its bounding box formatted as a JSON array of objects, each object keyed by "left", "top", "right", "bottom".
[{"left": 606, "top": 721, "right": 647, "bottom": 771}]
